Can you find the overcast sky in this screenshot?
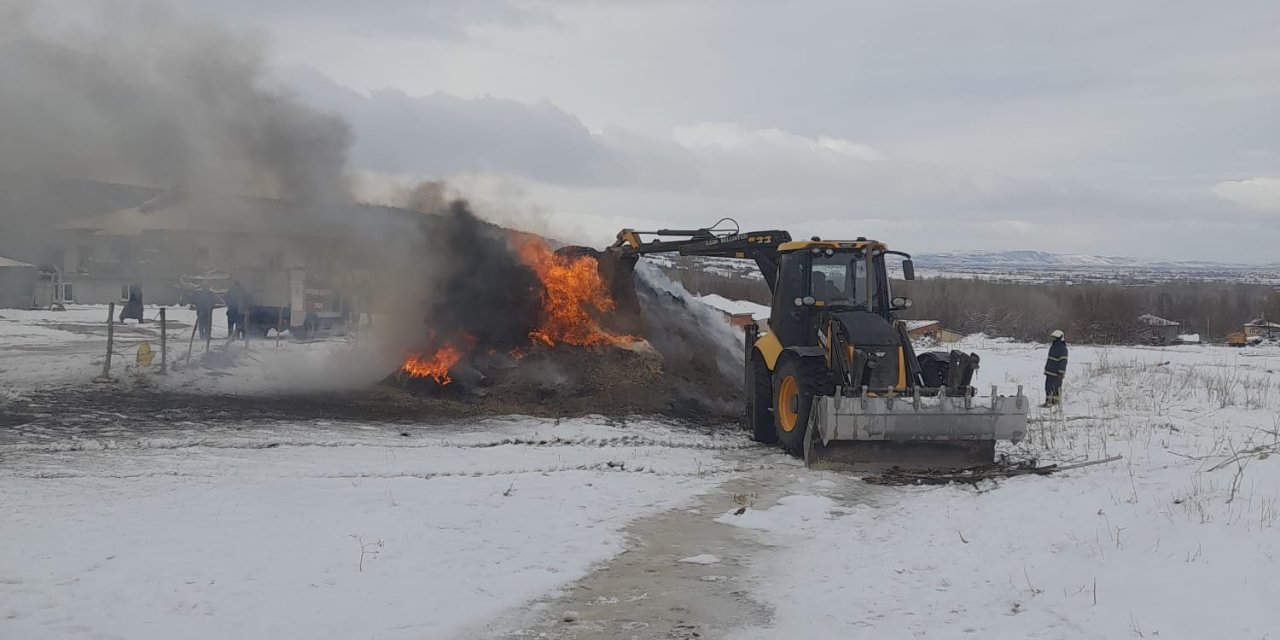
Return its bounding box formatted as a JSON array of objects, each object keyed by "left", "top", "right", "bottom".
[{"left": 35, "top": 1, "right": 1280, "bottom": 260}]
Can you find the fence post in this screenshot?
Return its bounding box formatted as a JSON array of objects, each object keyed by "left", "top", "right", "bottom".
[
  {"left": 159, "top": 307, "right": 168, "bottom": 374},
  {"left": 186, "top": 318, "right": 197, "bottom": 368},
  {"left": 98, "top": 302, "right": 115, "bottom": 382}
]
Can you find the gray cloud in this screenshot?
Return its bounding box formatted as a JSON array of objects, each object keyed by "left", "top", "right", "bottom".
[
  {"left": 161, "top": 0, "right": 559, "bottom": 41},
  {"left": 282, "top": 61, "right": 1273, "bottom": 258},
  {"left": 12, "top": 0, "right": 1280, "bottom": 261},
  {"left": 1214, "top": 178, "right": 1280, "bottom": 213},
  {"left": 282, "top": 67, "right": 697, "bottom": 190}
]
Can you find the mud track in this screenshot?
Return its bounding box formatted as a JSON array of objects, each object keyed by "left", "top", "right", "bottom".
[
  {"left": 479, "top": 465, "right": 876, "bottom": 640},
  {"left": 486, "top": 471, "right": 783, "bottom": 640}
]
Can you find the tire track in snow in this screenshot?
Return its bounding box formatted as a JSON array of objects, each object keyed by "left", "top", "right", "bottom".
[
  {"left": 6, "top": 463, "right": 785, "bottom": 481},
  {"left": 0, "top": 434, "right": 761, "bottom": 454}
]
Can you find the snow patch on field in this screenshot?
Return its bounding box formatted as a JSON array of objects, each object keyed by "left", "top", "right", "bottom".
[{"left": 716, "top": 495, "right": 835, "bottom": 533}]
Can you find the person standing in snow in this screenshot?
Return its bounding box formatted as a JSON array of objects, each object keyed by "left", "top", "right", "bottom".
[
  {"left": 192, "top": 286, "right": 215, "bottom": 340},
  {"left": 225, "top": 280, "right": 245, "bottom": 339},
  {"left": 119, "top": 284, "right": 144, "bottom": 324},
  {"left": 1043, "top": 329, "right": 1068, "bottom": 406}
]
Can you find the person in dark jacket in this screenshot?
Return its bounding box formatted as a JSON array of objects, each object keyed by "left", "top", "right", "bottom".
[
  {"left": 192, "top": 287, "right": 215, "bottom": 340},
  {"left": 1044, "top": 329, "right": 1068, "bottom": 406},
  {"left": 225, "top": 280, "right": 245, "bottom": 339},
  {"left": 119, "top": 284, "right": 144, "bottom": 323}
]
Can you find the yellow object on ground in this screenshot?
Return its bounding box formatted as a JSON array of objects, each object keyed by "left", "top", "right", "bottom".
[{"left": 136, "top": 342, "right": 155, "bottom": 367}]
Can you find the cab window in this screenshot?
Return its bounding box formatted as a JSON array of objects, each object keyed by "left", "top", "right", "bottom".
[{"left": 810, "top": 252, "right": 875, "bottom": 308}]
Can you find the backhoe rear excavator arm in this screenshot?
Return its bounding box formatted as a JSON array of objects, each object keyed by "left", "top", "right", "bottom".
[{"left": 608, "top": 220, "right": 792, "bottom": 290}]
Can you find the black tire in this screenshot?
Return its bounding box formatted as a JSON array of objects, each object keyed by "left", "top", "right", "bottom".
[
  {"left": 773, "top": 356, "right": 821, "bottom": 456},
  {"left": 748, "top": 355, "right": 777, "bottom": 444}
]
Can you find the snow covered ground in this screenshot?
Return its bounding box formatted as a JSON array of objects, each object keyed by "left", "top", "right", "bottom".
[
  {"left": 4, "top": 307, "right": 1280, "bottom": 639},
  {"left": 1, "top": 417, "right": 747, "bottom": 639},
  {"left": 720, "top": 337, "right": 1280, "bottom": 639}
]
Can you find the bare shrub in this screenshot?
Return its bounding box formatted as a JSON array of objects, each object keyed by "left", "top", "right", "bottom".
[
  {"left": 895, "top": 279, "right": 1279, "bottom": 344},
  {"left": 656, "top": 261, "right": 1280, "bottom": 345}
]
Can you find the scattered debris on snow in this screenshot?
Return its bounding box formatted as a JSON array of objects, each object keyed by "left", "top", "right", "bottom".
[{"left": 864, "top": 455, "right": 1124, "bottom": 486}]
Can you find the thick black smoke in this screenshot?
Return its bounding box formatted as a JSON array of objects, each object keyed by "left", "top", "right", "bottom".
[{"left": 417, "top": 201, "right": 544, "bottom": 351}]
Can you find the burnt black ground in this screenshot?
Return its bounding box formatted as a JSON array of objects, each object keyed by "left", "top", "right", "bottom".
[
  {"left": 0, "top": 372, "right": 739, "bottom": 447},
  {"left": 2, "top": 303, "right": 743, "bottom": 444},
  {"left": 0, "top": 386, "right": 425, "bottom": 443}
]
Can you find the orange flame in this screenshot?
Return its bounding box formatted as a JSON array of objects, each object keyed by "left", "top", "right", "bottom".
[
  {"left": 515, "top": 239, "right": 632, "bottom": 348},
  {"left": 402, "top": 345, "right": 463, "bottom": 385},
  {"left": 402, "top": 332, "right": 476, "bottom": 385}
]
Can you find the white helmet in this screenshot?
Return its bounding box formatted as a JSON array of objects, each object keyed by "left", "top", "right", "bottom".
[{"left": 1050, "top": 329, "right": 1065, "bottom": 340}]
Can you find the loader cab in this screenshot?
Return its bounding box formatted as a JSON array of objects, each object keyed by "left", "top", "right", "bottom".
[{"left": 767, "top": 240, "right": 909, "bottom": 348}]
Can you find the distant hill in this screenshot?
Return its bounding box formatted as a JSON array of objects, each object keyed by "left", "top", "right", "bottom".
[
  {"left": 648, "top": 248, "right": 1280, "bottom": 286},
  {"left": 912, "top": 250, "right": 1258, "bottom": 270}
]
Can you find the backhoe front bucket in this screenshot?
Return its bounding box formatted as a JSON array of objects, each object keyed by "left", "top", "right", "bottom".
[{"left": 805, "top": 386, "right": 1029, "bottom": 470}]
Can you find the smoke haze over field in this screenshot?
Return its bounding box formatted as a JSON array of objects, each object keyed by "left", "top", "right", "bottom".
[{"left": 0, "top": 1, "right": 349, "bottom": 206}]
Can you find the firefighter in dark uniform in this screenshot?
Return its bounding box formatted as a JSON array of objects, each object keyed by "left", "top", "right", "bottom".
[{"left": 1044, "top": 329, "right": 1068, "bottom": 406}]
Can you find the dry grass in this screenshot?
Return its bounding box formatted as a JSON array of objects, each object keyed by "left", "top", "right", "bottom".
[{"left": 1022, "top": 348, "right": 1280, "bottom": 531}]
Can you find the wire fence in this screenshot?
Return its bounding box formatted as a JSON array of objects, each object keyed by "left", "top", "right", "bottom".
[{"left": 97, "top": 303, "right": 266, "bottom": 379}]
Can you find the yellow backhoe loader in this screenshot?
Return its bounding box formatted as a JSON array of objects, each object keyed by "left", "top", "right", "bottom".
[{"left": 586, "top": 219, "right": 1028, "bottom": 469}]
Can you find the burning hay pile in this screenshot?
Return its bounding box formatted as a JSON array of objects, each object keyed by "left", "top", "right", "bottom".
[{"left": 387, "top": 203, "right": 742, "bottom": 420}]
